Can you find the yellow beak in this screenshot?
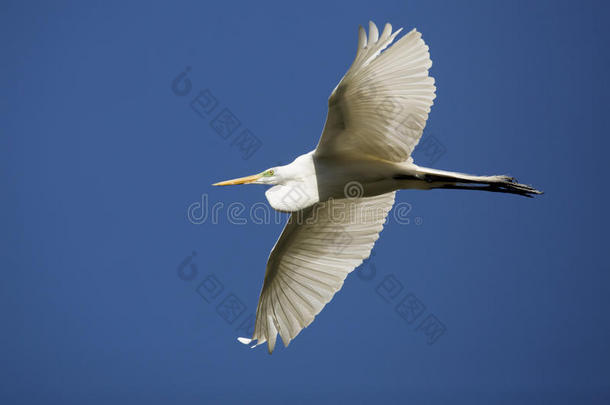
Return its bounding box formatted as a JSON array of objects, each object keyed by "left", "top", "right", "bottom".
[{"left": 212, "top": 173, "right": 262, "bottom": 186}]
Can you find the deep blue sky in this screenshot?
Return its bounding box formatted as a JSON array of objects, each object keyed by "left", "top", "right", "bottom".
[{"left": 2, "top": 0, "right": 609, "bottom": 403}]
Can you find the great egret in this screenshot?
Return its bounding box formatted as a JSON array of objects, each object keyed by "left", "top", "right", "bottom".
[{"left": 213, "top": 21, "right": 541, "bottom": 353}]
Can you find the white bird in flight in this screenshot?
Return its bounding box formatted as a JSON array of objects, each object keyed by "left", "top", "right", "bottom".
[{"left": 213, "top": 21, "right": 541, "bottom": 353}]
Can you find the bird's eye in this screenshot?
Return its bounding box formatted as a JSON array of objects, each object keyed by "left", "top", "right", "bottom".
[{"left": 268, "top": 170, "right": 274, "bottom": 176}]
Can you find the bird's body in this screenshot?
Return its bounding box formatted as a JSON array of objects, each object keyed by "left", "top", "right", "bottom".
[
  {"left": 264, "top": 151, "right": 408, "bottom": 212},
  {"left": 213, "top": 21, "right": 542, "bottom": 353}
]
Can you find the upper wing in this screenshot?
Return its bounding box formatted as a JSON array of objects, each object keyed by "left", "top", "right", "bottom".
[
  {"left": 239, "top": 192, "right": 396, "bottom": 353},
  {"left": 315, "top": 21, "right": 436, "bottom": 162}
]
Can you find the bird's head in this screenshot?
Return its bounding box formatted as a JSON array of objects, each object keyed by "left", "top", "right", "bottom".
[
  {"left": 212, "top": 153, "right": 318, "bottom": 211},
  {"left": 212, "top": 167, "right": 282, "bottom": 186}
]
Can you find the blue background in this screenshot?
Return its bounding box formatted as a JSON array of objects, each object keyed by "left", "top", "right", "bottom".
[{"left": 2, "top": 0, "right": 609, "bottom": 403}]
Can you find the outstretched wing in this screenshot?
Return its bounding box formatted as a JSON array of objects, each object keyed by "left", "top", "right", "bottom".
[
  {"left": 239, "top": 192, "right": 396, "bottom": 353},
  {"left": 315, "top": 21, "right": 436, "bottom": 162}
]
